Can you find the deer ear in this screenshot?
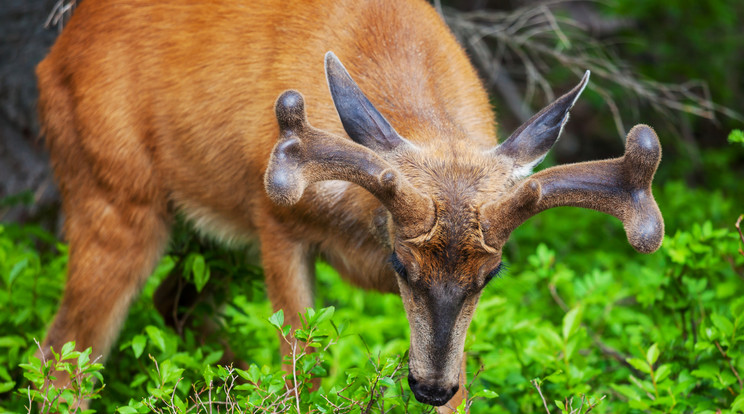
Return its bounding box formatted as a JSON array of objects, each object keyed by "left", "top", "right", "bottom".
[
  {"left": 325, "top": 51, "right": 405, "bottom": 151},
  {"left": 494, "top": 71, "right": 590, "bottom": 177}
]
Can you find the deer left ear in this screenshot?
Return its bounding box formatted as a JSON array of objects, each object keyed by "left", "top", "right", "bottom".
[
  {"left": 493, "top": 71, "right": 590, "bottom": 177},
  {"left": 325, "top": 51, "right": 406, "bottom": 152}
]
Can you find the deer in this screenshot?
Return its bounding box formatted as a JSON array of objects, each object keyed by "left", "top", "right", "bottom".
[{"left": 35, "top": 0, "right": 664, "bottom": 409}]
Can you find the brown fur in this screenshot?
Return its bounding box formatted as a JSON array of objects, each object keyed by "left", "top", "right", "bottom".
[{"left": 37, "top": 0, "right": 663, "bottom": 409}]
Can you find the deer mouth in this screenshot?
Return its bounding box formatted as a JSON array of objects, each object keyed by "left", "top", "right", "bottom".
[{"left": 408, "top": 373, "right": 459, "bottom": 406}]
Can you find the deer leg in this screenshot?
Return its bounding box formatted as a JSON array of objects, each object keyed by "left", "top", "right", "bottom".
[
  {"left": 258, "top": 220, "right": 316, "bottom": 381},
  {"left": 41, "top": 192, "right": 170, "bottom": 384}
]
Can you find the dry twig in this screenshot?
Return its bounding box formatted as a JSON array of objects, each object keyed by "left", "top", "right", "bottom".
[
  {"left": 736, "top": 215, "right": 744, "bottom": 257},
  {"left": 531, "top": 379, "right": 552, "bottom": 414},
  {"left": 442, "top": 2, "right": 743, "bottom": 138}
]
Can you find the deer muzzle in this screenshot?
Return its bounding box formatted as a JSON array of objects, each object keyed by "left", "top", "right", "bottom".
[{"left": 404, "top": 282, "right": 478, "bottom": 406}]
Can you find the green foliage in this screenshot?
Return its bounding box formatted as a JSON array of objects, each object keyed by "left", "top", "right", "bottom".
[
  {"left": 729, "top": 130, "right": 744, "bottom": 145},
  {"left": 2, "top": 169, "right": 742, "bottom": 413},
  {"left": 2, "top": 135, "right": 744, "bottom": 414},
  {"left": 15, "top": 310, "right": 428, "bottom": 413},
  {"left": 20, "top": 342, "right": 104, "bottom": 413},
  {"left": 0, "top": 224, "right": 67, "bottom": 411},
  {"left": 605, "top": 0, "right": 744, "bottom": 111}
]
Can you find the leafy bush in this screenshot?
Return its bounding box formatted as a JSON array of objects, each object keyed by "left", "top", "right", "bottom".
[
  {"left": 21, "top": 342, "right": 104, "bottom": 413},
  {"left": 0, "top": 224, "right": 68, "bottom": 409},
  {"left": 1, "top": 138, "right": 743, "bottom": 412}
]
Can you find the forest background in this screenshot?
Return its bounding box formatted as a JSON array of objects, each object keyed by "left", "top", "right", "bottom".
[{"left": 0, "top": 0, "right": 742, "bottom": 412}]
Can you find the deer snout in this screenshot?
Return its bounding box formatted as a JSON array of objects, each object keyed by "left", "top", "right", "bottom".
[
  {"left": 408, "top": 373, "right": 459, "bottom": 406},
  {"left": 400, "top": 281, "right": 480, "bottom": 406}
]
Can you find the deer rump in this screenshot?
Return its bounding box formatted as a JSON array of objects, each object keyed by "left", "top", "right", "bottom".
[{"left": 36, "top": 0, "right": 663, "bottom": 408}]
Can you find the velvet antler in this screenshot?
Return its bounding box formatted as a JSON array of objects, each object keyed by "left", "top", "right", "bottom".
[
  {"left": 264, "top": 90, "right": 435, "bottom": 238},
  {"left": 482, "top": 124, "right": 664, "bottom": 253}
]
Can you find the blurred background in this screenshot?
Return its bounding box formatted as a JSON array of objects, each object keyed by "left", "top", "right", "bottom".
[{"left": 1, "top": 0, "right": 742, "bottom": 228}]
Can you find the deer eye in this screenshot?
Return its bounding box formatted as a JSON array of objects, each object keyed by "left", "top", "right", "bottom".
[
  {"left": 484, "top": 262, "right": 507, "bottom": 285},
  {"left": 389, "top": 253, "right": 409, "bottom": 282}
]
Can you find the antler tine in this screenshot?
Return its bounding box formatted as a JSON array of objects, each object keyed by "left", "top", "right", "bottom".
[
  {"left": 265, "top": 90, "right": 435, "bottom": 237},
  {"left": 482, "top": 124, "right": 664, "bottom": 253}
]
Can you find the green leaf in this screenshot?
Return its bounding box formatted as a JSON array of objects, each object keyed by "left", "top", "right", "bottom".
[
  {"left": 565, "top": 336, "right": 579, "bottom": 361},
  {"left": 543, "top": 370, "right": 564, "bottom": 383},
  {"left": 710, "top": 313, "right": 734, "bottom": 337},
  {"left": 732, "top": 392, "right": 744, "bottom": 411},
  {"left": 0, "top": 381, "right": 15, "bottom": 393},
  {"left": 379, "top": 376, "right": 396, "bottom": 389},
  {"left": 313, "top": 306, "right": 335, "bottom": 325},
  {"left": 655, "top": 364, "right": 672, "bottom": 383},
  {"left": 267, "top": 380, "right": 284, "bottom": 395},
  {"left": 118, "top": 407, "right": 139, "bottom": 414},
  {"left": 158, "top": 359, "right": 184, "bottom": 384},
  {"left": 8, "top": 258, "right": 29, "bottom": 285},
  {"left": 203, "top": 350, "right": 223, "bottom": 365},
  {"left": 129, "top": 373, "right": 148, "bottom": 389},
  {"left": 60, "top": 389, "right": 76, "bottom": 406},
  {"left": 627, "top": 357, "right": 651, "bottom": 374},
  {"left": 60, "top": 341, "right": 76, "bottom": 359},
  {"left": 646, "top": 343, "right": 660, "bottom": 365},
  {"left": 691, "top": 364, "right": 719, "bottom": 380},
  {"left": 191, "top": 254, "right": 209, "bottom": 293},
  {"left": 731, "top": 298, "right": 744, "bottom": 321},
  {"left": 131, "top": 334, "right": 146, "bottom": 358},
  {"left": 203, "top": 365, "right": 215, "bottom": 384},
  {"left": 611, "top": 384, "right": 642, "bottom": 402},
  {"left": 269, "top": 310, "right": 285, "bottom": 330},
  {"left": 728, "top": 129, "right": 744, "bottom": 144},
  {"left": 541, "top": 328, "right": 563, "bottom": 348},
  {"left": 0, "top": 335, "right": 26, "bottom": 348},
  {"left": 145, "top": 326, "right": 166, "bottom": 352},
  {"left": 562, "top": 306, "right": 583, "bottom": 340},
  {"left": 479, "top": 389, "right": 499, "bottom": 399},
  {"left": 0, "top": 366, "right": 10, "bottom": 381},
  {"left": 77, "top": 347, "right": 91, "bottom": 367}
]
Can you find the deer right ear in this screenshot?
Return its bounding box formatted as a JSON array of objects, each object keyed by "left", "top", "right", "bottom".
[
  {"left": 325, "top": 51, "right": 406, "bottom": 152},
  {"left": 493, "top": 71, "right": 590, "bottom": 177}
]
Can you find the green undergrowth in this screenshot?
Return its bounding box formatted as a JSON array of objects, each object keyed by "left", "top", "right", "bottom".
[{"left": 0, "top": 138, "right": 743, "bottom": 413}]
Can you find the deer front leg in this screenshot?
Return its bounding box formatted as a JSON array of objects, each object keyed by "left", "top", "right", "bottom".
[{"left": 258, "top": 220, "right": 316, "bottom": 380}]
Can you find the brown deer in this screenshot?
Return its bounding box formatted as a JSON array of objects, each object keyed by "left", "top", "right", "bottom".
[{"left": 36, "top": 0, "right": 664, "bottom": 408}]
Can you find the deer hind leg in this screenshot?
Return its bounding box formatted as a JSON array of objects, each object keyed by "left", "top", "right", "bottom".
[{"left": 41, "top": 191, "right": 170, "bottom": 378}]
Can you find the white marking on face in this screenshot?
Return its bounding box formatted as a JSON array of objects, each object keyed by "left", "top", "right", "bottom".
[{"left": 511, "top": 156, "right": 544, "bottom": 179}]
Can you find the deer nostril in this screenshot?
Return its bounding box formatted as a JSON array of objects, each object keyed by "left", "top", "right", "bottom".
[{"left": 408, "top": 373, "right": 459, "bottom": 407}]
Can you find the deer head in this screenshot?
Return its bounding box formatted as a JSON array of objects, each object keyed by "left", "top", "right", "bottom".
[{"left": 264, "top": 52, "right": 663, "bottom": 406}]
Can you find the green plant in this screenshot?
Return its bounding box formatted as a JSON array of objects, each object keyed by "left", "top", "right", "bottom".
[
  {"left": 20, "top": 341, "right": 104, "bottom": 414},
  {"left": 3, "top": 138, "right": 744, "bottom": 412},
  {"left": 0, "top": 223, "right": 68, "bottom": 412}
]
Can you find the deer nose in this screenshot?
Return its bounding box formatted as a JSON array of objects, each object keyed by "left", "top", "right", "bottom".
[{"left": 408, "top": 373, "right": 459, "bottom": 406}]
